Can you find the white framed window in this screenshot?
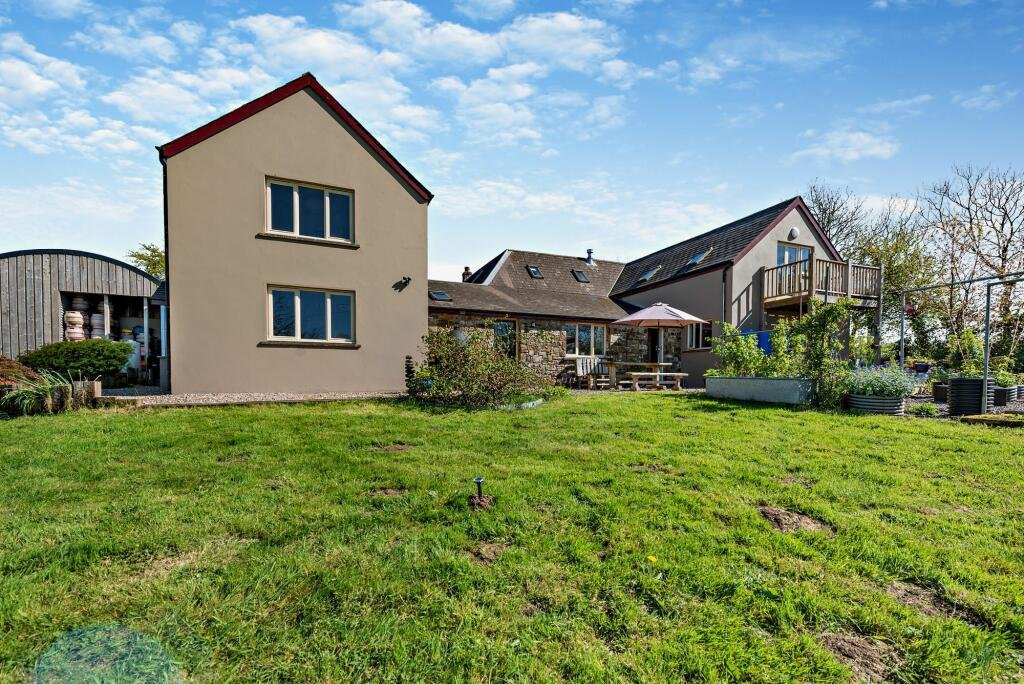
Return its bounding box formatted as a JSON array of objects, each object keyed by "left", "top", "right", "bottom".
[
  {"left": 687, "top": 322, "right": 713, "bottom": 350},
  {"left": 268, "top": 287, "right": 355, "bottom": 343},
  {"left": 562, "top": 323, "right": 607, "bottom": 357},
  {"left": 266, "top": 178, "right": 354, "bottom": 243}
]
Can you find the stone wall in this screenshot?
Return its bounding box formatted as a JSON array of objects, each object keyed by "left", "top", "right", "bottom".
[{"left": 427, "top": 311, "right": 694, "bottom": 385}]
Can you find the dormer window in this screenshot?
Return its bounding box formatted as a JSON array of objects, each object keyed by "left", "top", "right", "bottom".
[
  {"left": 687, "top": 247, "right": 712, "bottom": 267},
  {"left": 571, "top": 269, "right": 590, "bottom": 283},
  {"left": 527, "top": 265, "right": 544, "bottom": 279},
  {"left": 637, "top": 265, "right": 661, "bottom": 284},
  {"left": 428, "top": 291, "right": 451, "bottom": 301}
]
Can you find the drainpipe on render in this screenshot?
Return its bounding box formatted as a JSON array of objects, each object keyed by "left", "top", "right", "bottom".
[{"left": 720, "top": 267, "right": 730, "bottom": 329}]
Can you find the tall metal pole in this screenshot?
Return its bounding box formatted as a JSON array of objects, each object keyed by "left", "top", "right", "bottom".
[
  {"left": 982, "top": 284, "right": 992, "bottom": 415},
  {"left": 899, "top": 292, "right": 906, "bottom": 369}
]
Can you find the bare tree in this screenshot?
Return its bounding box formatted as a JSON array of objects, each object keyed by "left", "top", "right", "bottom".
[
  {"left": 920, "top": 165, "right": 1024, "bottom": 358},
  {"left": 804, "top": 181, "right": 870, "bottom": 254}
]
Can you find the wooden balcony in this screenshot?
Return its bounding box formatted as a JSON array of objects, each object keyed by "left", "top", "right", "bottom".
[{"left": 762, "top": 258, "right": 881, "bottom": 310}]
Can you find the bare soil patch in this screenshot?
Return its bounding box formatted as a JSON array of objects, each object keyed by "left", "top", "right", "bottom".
[
  {"left": 469, "top": 542, "right": 508, "bottom": 565},
  {"left": 780, "top": 475, "right": 815, "bottom": 489},
  {"left": 821, "top": 632, "right": 898, "bottom": 682},
  {"left": 144, "top": 550, "right": 202, "bottom": 579},
  {"left": 630, "top": 463, "right": 674, "bottom": 474},
  {"left": 368, "top": 487, "right": 406, "bottom": 497},
  {"left": 759, "top": 506, "right": 833, "bottom": 534},
  {"left": 375, "top": 443, "right": 415, "bottom": 452},
  {"left": 468, "top": 494, "right": 495, "bottom": 511},
  {"left": 887, "top": 581, "right": 983, "bottom": 625}
]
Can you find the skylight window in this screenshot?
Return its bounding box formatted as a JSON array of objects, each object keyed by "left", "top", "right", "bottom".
[
  {"left": 428, "top": 291, "right": 451, "bottom": 301},
  {"left": 527, "top": 265, "right": 544, "bottom": 279},
  {"left": 637, "top": 265, "right": 661, "bottom": 283},
  {"left": 571, "top": 269, "right": 590, "bottom": 283},
  {"left": 686, "top": 247, "right": 713, "bottom": 267}
]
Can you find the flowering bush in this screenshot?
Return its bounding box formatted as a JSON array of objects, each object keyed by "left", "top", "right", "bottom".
[
  {"left": 848, "top": 364, "right": 915, "bottom": 398},
  {"left": 407, "top": 326, "right": 550, "bottom": 407}
]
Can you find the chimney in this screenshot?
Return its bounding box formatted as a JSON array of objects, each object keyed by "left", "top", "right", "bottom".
[
  {"left": 461, "top": 266, "right": 472, "bottom": 282},
  {"left": 585, "top": 249, "right": 594, "bottom": 265}
]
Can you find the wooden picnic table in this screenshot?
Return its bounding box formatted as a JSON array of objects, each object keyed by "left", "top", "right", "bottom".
[
  {"left": 605, "top": 361, "right": 672, "bottom": 387},
  {"left": 626, "top": 371, "right": 688, "bottom": 391}
]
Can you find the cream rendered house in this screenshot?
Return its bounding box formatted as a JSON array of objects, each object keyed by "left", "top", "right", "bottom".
[{"left": 159, "top": 73, "right": 432, "bottom": 393}]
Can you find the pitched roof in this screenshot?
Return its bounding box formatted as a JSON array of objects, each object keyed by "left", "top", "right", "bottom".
[
  {"left": 467, "top": 249, "right": 625, "bottom": 296},
  {"left": 157, "top": 72, "right": 433, "bottom": 204},
  {"left": 611, "top": 196, "right": 839, "bottom": 296},
  {"left": 427, "top": 280, "right": 634, "bottom": 322}
]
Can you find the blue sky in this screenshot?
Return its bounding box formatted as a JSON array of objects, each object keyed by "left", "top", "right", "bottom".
[{"left": 0, "top": 0, "right": 1020, "bottom": 280}]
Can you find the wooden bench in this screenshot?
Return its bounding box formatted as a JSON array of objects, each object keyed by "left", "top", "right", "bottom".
[
  {"left": 574, "top": 357, "right": 610, "bottom": 389},
  {"left": 626, "top": 372, "right": 688, "bottom": 391}
]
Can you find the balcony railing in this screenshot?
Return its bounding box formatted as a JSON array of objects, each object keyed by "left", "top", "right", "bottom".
[{"left": 762, "top": 258, "right": 881, "bottom": 305}]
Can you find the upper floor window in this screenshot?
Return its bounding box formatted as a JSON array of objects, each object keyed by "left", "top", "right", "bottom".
[
  {"left": 571, "top": 269, "right": 590, "bottom": 283},
  {"left": 527, "top": 265, "right": 544, "bottom": 279},
  {"left": 269, "top": 286, "right": 354, "bottom": 343},
  {"left": 266, "top": 179, "right": 353, "bottom": 242},
  {"left": 687, "top": 247, "right": 713, "bottom": 267},
  {"left": 777, "top": 243, "right": 810, "bottom": 267},
  {"left": 637, "top": 265, "right": 661, "bottom": 284}
]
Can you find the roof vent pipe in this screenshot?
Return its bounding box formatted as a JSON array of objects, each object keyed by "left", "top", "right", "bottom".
[
  {"left": 585, "top": 249, "right": 594, "bottom": 265},
  {"left": 461, "top": 266, "right": 472, "bottom": 282}
]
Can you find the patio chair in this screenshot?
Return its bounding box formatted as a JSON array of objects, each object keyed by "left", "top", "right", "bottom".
[{"left": 574, "top": 356, "right": 610, "bottom": 389}]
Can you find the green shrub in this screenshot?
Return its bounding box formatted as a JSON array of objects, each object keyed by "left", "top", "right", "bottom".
[
  {"left": 18, "top": 339, "right": 132, "bottom": 379},
  {"left": 848, "top": 364, "right": 915, "bottom": 398},
  {"left": 706, "top": 324, "right": 766, "bottom": 377},
  {"left": 791, "top": 299, "right": 854, "bottom": 409},
  {"left": 1, "top": 355, "right": 40, "bottom": 388},
  {"left": 408, "top": 327, "right": 549, "bottom": 408},
  {"left": 994, "top": 369, "right": 1016, "bottom": 387},
  {"left": 908, "top": 402, "right": 939, "bottom": 417}
]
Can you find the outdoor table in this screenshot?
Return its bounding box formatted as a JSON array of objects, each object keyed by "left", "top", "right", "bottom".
[{"left": 605, "top": 361, "right": 672, "bottom": 388}]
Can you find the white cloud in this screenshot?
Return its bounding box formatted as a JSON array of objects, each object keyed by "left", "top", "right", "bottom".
[
  {"left": 28, "top": 0, "right": 93, "bottom": 19},
  {"left": 580, "top": 95, "right": 626, "bottom": 134},
  {"left": 221, "top": 14, "right": 405, "bottom": 83},
  {"left": 600, "top": 58, "right": 679, "bottom": 89},
  {"left": 502, "top": 12, "right": 619, "bottom": 72},
  {"left": 330, "top": 75, "right": 442, "bottom": 143},
  {"left": 102, "top": 66, "right": 274, "bottom": 123},
  {"left": 435, "top": 179, "right": 575, "bottom": 218},
  {"left": 432, "top": 62, "right": 547, "bottom": 143},
  {"left": 339, "top": 0, "right": 501, "bottom": 64},
  {"left": 0, "top": 33, "right": 86, "bottom": 107},
  {"left": 791, "top": 125, "right": 899, "bottom": 163},
  {"left": 857, "top": 93, "right": 933, "bottom": 116},
  {"left": 71, "top": 23, "right": 179, "bottom": 63},
  {"left": 953, "top": 83, "right": 1019, "bottom": 111},
  {"left": 583, "top": 0, "right": 644, "bottom": 16},
  {"left": 687, "top": 28, "right": 857, "bottom": 85},
  {"left": 454, "top": 0, "right": 517, "bottom": 21},
  {"left": 170, "top": 21, "right": 205, "bottom": 46},
  {"left": 0, "top": 107, "right": 165, "bottom": 154}
]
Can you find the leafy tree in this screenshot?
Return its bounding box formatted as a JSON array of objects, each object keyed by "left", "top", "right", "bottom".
[{"left": 126, "top": 243, "right": 166, "bottom": 280}]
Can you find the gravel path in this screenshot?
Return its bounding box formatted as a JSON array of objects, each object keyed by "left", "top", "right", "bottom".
[{"left": 118, "top": 391, "right": 402, "bottom": 408}]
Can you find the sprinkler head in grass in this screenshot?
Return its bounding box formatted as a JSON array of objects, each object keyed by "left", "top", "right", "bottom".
[
  {"left": 469, "top": 476, "right": 494, "bottom": 511},
  {"left": 474, "top": 476, "right": 484, "bottom": 497}
]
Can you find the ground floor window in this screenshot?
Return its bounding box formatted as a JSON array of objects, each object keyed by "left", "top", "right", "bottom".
[
  {"left": 269, "top": 287, "right": 354, "bottom": 342},
  {"left": 686, "top": 322, "right": 713, "bottom": 350},
  {"left": 493, "top": 320, "right": 517, "bottom": 358},
  {"left": 563, "top": 322, "right": 607, "bottom": 356}
]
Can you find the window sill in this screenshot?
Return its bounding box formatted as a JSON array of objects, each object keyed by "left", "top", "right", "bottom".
[
  {"left": 256, "top": 232, "right": 360, "bottom": 249},
  {"left": 258, "top": 340, "right": 361, "bottom": 349}
]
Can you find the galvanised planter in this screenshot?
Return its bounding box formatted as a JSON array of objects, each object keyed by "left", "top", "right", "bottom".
[
  {"left": 705, "top": 377, "right": 813, "bottom": 405},
  {"left": 948, "top": 377, "right": 994, "bottom": 416},
  {"left": 847, "top": 394, "right": 906, "bottom": 416}
]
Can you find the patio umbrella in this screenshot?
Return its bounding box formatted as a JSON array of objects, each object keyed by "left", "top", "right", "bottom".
[{"left": 613, "top": 303, "right": 708, "bottom": 364}]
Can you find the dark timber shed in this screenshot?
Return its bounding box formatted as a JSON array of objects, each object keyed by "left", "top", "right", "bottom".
[{"left": 0, "top": 249, "right": 162, "bottom": 360}]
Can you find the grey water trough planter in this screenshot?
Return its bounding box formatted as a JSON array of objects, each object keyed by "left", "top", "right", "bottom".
[
  {"left": 847, "top": 394, "right": 906, "bottom": 416},
  {"left": 948, "top": 377, "right": 994, "bottom": 416},
  {"left": 705, "top": 376, "right": 813, "bottom": 405}
]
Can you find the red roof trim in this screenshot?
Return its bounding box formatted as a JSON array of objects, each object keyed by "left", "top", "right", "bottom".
[
  {"left": 732, "top": 197, "right": 842, "bottom": 263},
  {"left": 157, "top": 72, "right": 433, "bottom": 204}
]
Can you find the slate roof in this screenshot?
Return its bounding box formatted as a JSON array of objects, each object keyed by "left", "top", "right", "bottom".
[
  {"left": 467, "top": 249, "right": 624, "bottom": 297},
  {"left": 611, "top": 197, "right": 797, "bottom": 296},
  {"left": 427, "top": 280, "right": 634, "bottom": 322}
]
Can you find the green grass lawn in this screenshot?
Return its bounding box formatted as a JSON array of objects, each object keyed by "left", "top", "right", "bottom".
[{"left": 2, "top": 393, "right": 1023, "bottom": 682}]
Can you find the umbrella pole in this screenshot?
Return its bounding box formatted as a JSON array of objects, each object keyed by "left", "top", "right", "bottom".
[{"left": 658, "top": 327, "right": 664, "bottom": 384}]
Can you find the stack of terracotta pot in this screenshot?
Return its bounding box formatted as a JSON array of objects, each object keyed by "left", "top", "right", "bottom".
[{"left": 64, "top": 310, "right": 86, "bottom": 342}]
